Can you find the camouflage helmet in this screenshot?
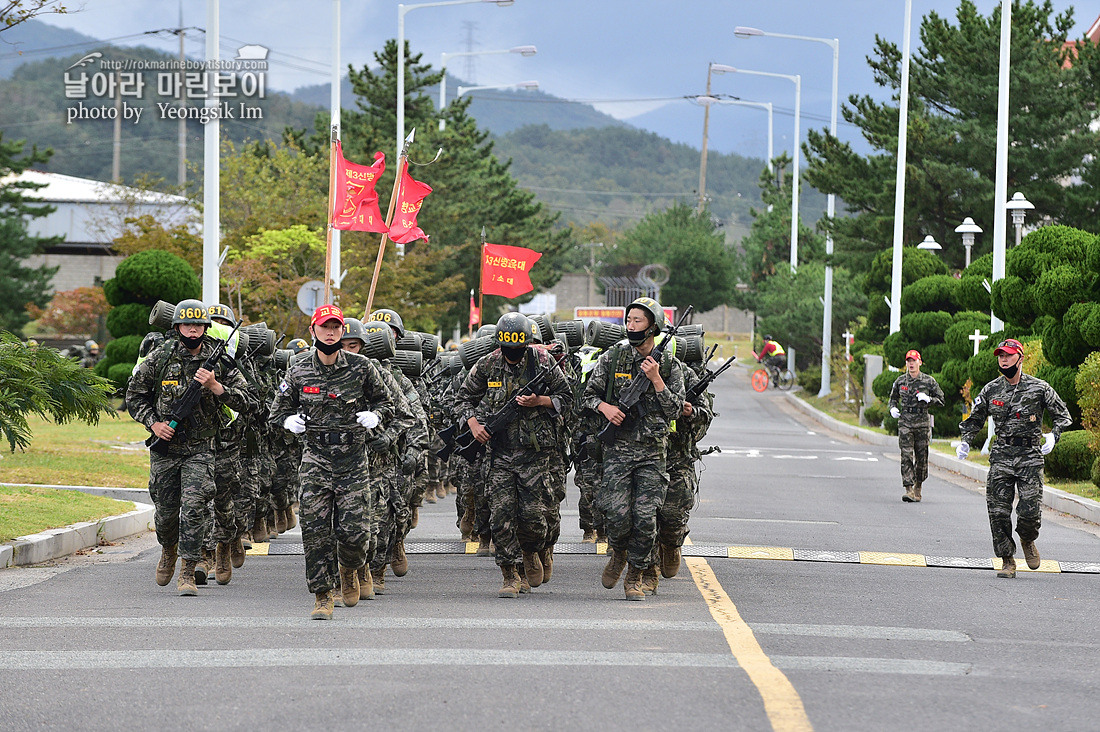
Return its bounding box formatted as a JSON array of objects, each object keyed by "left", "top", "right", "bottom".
[
  {"left": 342, "top": 317, "right": 367, "bottom": 343},
  {"left": 368, "top": 308, "right": 405, "bottom": 339},
  {"left": 494, "top": 312, "right": 535, "bottom": 349},
  {"left": 208, "top": 303, "right": 236, "bottom": 326},
  {"left": 288, "top": 337, "right": 310, "bottom": 354},
  {"left": 85, "top": 339, "right": 99, "bottom": 351},
  {"left": 172, "top": 299, "right": 211, "bottom": 327},
  {"left": 625, "top": 296, "right": 665, "bottom": 337}
]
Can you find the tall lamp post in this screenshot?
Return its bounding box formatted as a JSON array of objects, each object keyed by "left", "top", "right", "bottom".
[
  {"left": 1005, "top": 192, "right": 1033, "bottom": 247},
  {"left": 990, "top": 0, "right": 1012, "bottom": 334},
  {"left": 890, "top": 0, "right": 914, "bottom": 336},
  {"left": 955, "top": 217, "right": 982, "bottom": 268},
  {"left": 711, "top": 63, "right": 800, "bottom": 273},
  {"left": 398, "top": 0, "right": 515, "bottom": 161},
  {"left": 439, "top": 44, "right": 536, "bottom": 130},
  {"left": 735, "top": 26, "right": 839, "bottom": 396}
]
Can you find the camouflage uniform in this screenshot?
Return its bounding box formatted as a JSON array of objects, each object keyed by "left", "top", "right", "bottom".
[
  {"left": 127, "top": 337, "right": 251, "bottom": 563},
  {"left": 887, "top": 372, "right": 945, "bottom": 491},
  {"left": 269, "top": 350, "right": 394, "bottom": 594},
  {"left": 456, "top": 347, "right": 571, "bottom": 568},
  {"left": 367, "top": 361, "right": 418, "bottom": 574},
  {"left": 959, "top": 373, "right": 1071, "bottom": 559},
  {"left": 573, "top": 348, "right": 606, "bottom": 537},
  {"left": 660, "top": 364, "right": 713, "bottom": 548},
  {"left": 583, "top": 342, "right": 685, "bottom": 570}
]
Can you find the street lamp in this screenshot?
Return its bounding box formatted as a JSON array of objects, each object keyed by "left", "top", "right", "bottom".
[
  {"left": 954, "top": 217, "right": 982, "bottom": 268},
  {"left": 398, "top": 0, "right": 515, "bottom": 160},
  {"left": 439, "top": 44, "right": 537, "bottom": 130},
  {"left": 1005, "top": 192, "right": 1034, "bottom": 247},
  {"left": 457, "top": 80, "right": 539, "bottom": 97},
  {"left": 916, "top": 234, "right": 941, "bottom": 251},
  {"left": 711, "top": 63, "right": 801, "bottom": 274},
  {"left": 736, "top": 26, "right": 839, "bottom": 397}
]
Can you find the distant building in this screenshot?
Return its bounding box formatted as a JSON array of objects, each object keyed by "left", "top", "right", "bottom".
[{"left": 6, "top": 170, "right": 193, "bottom": 292}]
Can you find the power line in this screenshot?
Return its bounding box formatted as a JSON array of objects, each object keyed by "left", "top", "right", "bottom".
[{"left": 523, "top": 185, "right": 694, "bottom": 198}]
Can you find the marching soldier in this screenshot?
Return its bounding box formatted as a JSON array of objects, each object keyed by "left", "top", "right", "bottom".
[{"left": 887, "top": 349, "right": 944, "bottom": 502}]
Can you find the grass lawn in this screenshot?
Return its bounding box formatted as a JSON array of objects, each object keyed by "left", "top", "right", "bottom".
[
  {"left": 0, "top": 410, "right": 150, "bottom": 489},
  {"left": 0, "top": 485, "right": 135, "bottom": 543}
]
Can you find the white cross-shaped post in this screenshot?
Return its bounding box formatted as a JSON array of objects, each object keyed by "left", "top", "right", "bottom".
[{"left": 969, "top": 329, "right": 988, "bottom": 356}]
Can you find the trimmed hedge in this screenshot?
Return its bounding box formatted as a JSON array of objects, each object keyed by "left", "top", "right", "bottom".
[
  {"left": 1044, "top": 429, "right": 1096, "bottom": 480},
  {"left": 104, "top": 334, "right": 142, "bottom": 366},
  {"left": 106, "top": 362, "right": 136, "bottom": 393},
  {"left": 105, "top": 302, "right": 153, "bottom": 339},
  {"left": 112, "top": 250, "right": 200, "bottom": 306},
  {"left": 799, "top": 366, "right": 822, "bottom": 396}
]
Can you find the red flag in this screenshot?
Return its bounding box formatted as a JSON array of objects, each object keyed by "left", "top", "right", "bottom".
[
  {"left": 468, "top": 290, "right": 480, "bottom": 332},
  {"left": 388, "top": 164, "right": 433, "bottom": 244},
  {"left": 481, "top": 243, "right": 542, "bottom": 299},
  {"left": 331, "top": 142, "right": 388, "bottom": 233}
]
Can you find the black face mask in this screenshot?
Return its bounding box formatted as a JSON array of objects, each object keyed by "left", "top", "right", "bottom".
[
  {"left": 999, "top": 362, "right": 1020, "bottom": 379},
  {"left": 315, "top": 339, "right": 342, "bottom": 356},
  {"left": 501, "top": 346, "right": 526, "bottom": 363},
  {"left": 626, "top": 330, "right": 647, "bottom": 346},
  {"left": 179, "top": 334, "right": 203, "bottom": 350}
]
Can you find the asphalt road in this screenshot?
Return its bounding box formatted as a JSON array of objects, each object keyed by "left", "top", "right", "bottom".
[{"left": 3, "top": 367, "right": 1100, "bottom": 732}]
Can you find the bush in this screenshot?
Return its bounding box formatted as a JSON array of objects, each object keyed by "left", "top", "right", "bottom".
[
  {"left": 900, "top": 275, "right": 959, "bottom": 314},
  {"left": 956, "top": 275, "right": 991, "bottom": 314},
  {"left": 1091, "top": 455, "right": 1100, "bottom": 488},
  {"left": 863, "top": 399, "right": 887, "bottom": 427},
  {"left": 105, "top": 302, "right": 153, "bottom": 338},
  {"left": 106, "top": 362, "right": 136, "bottom": 393},
  {"left": 901, "top": 310, "right": 953, "bottom": 344},
  {"left": 883, "top": 331, "right": 919, "bottom": 369},
  {"left": 799, "top": 366, "right": 821, "bottom": 395},
  {"left": 1044, "top": 429, "right": 1097, "bottom": 480},
  {"left": 103, "top": 334, "right": 142, "bottom": 366},
  {"left": 1075, "top": 351, "right": 1100, "bottom": 433},
  {"left": 1034, "top": 264, "right": 1088, "bottom": 318},
  {"left": 112, "top": 250, "right": 200, "bottom": 305},
  {"left": 873, "top": 368, "right": 898, "bottom": 402},
  {"left": 967, "top": 349, "right": 999, "bottom": 390},
  {"left": 944, "top": 315, "right": 991, "bottom": 361},
  {"left": 938, "top": 359, "right": 969, "bottom": 400}
]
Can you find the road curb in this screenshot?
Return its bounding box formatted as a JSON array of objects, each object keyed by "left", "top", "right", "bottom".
[
  {"left": 781, "top": 392, "right": 1100, "bottom": 526},
  {"left": 0, "top": 500, "right": 154, "bottom": 568}
]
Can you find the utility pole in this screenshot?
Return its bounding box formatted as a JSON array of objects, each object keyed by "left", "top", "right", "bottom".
[
  {"left": 177, "top": 0, "right": 186, "bottom": 186},
  {"left": 111, "top": 82, "right": 121, "bottom": 181},
  {"left": 697, "top": 64, "right": 715, "bottom": 213}
]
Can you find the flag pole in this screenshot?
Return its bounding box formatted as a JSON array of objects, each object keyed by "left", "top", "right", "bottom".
[
  {"left": 477, "top": 226, "right": 486, "bottom": 330},
  {"left": 364, "top": 129, "right": 414, "bottom": 315},
  {"left": 324, "top": 125, "right": 338, "bottom": 304}
]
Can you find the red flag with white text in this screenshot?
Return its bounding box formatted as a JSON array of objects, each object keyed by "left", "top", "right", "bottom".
[
  {"left": 468, "top": 290, "right": 479, "bottom": 332},
  {"left": 481, "top": 243, "right": 542, "bottom": 299},
  {"left": 330, "top": 142, "right": 388, "bottom": 233},
  {"left": 388, "top": 164, "right": 433, "bottom": 244}
]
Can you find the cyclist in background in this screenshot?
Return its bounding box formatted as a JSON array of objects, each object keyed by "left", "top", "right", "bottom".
[{"left": 758, "top": 335, "right": 786, "bottom": 378}]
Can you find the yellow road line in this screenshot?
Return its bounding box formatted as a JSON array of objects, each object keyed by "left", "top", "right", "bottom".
[
  {"left": 859, "top": 551, "right": 926, "bottom": 567},
  {"left": 686, "top": 553, "right": 813, "bottom": 732},
  {"left": 245, "top": 542, "right": 269, "bottom": 556}
]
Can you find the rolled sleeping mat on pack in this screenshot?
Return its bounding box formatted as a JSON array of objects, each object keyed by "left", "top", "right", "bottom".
[
  {"left": 393, "top": 349, "right": 424, "bottom": 379},
  {"left": 361, "top": 326, "right": 397, "bottom": 362},
  {"left": 241, "top": 325, "right": 276, "bottom": 358},
  {"left": 443, "top": 351, "right": 465, "bottom": 376},
  {"left": 674, "top": 334, "right": 706, "bottom": 364},
  {"left": 272, "top": 348, "right": 293, "bottom": 371},
  {"left": 677, "top": 324, "right": 704, "bottom": 338},
  {"left": 475, "top": 324, "right": 497, "bottom": 340},
  {"left": 586, "top": 320, "right": 626, "bottom": 350},
  {"left": 289, "top": 349, "right": 312, "bottom": 367},
  {"left": 459, "top": 335, "right": 496, "bottom": 369},
  {"left": 552, "top": 319, "right": 584, "bottom": 349},
  {"left": 414, "top": 331, "right": 440, "bottom": 361},
  {"left": 396, "top": 331, "right": 423, "bottom": 354},
  {"left": 148, "top": 300, "right": 176, "bottom": 331},
  {"left": 530, "top": 314, "right": 554, "bottom": 344}
]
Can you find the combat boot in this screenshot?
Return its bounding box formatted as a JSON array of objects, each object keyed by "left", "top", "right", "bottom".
[
  {"left": 311, "top": 590, "right": 334, "bottom": 620},
  {"left": 391, "top": 540, "right": 409, "bottom": 577},
  {"left": 476, "top": 535, "right": 492, "bottom": 557},
  {"left": 640, "top": 564, "right": 659, "bottom": 595},
  {"left": 602, "top": 549, "right": 628, "bottom": 589},
  {"left": 424, "top": 489, "right": 437, "bottom": 505},
  {"left": 339, "top": 565, "right": 360, "bottom": 607},
  {"left": 1022, "top": 540, "right": 1041, "bottom": 570},
  {"left": 518, "top": 570, "right": 531, "bottom": 594},
  {"left": 997, "top": 556, "right": 1017, "bottom": 578},
  {"left": 178, "top": 559, "right": 198, "bottom": 597},
  {"left": 581, "top": 529, "right": 597, "bottom": 544},
  {"left": 521, "top": 550, "right": 544, "bottom": 588},
  {"left": 371, "top": 566, "right": 386, "bottom": 595},
  {"left": 194, "top": 548, "right": 213, "bottom": 585},
  {"left": 231, "top": 536, "right": 245, "bottom": 569},
  {"left": 267, "top": 516, "right": 278, "bottom": 540},
  {"left": 214, "top": 542, "right": 232, "bottom": 585},
  {"left": 459, "top": 507, "right": 475, "bottom": 540},
  {"left": 659, "top": 542, "right": 681, "bottom": 579},
  {"left": 357, "top": 565, "right": 375, "bottom": 600},
  {"left": 242, "top": 533, "right": 253, "bottom": 550},
  {"left": 902, "top": 485, "right": 917, "bottom": 503},
  {"left": 436, "top": 483, "right": 447, "bottom": 500},
  {"left": 411, "top": 506, "right": 419, "bottom": 529},
  {"left": 623, "top": 565, "right": 644, "bottom": 601},
  {"left": 538, "top": 547, "right": 553, "bottom": 584},
  {"left": 498, "top": 564, "right": 521, "bottom": 598},
  {"left": 155, "top": 544, "right": 178, "bottom": 586},
  {"left": 913, "top": 483, "right": 923, "bottom": 502},
  {"left": 253, "top": 516, "right": 268, "bottom": 543},
  {"left": 284, "top": 506, "right": 297, "bottom": 531},
  {"left": 274, "top": 507, "right": 288, "bottom": 534}
]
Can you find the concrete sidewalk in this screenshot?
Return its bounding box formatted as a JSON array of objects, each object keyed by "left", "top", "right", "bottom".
[
  {"left": 782, "top": 392, "right": 1100, "bottom": 527},
  {"left": 0, "top": 483, "right": 153, "bottom": 568}
]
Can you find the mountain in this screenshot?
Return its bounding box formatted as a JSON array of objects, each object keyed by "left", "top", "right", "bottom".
[{"left": 0, "top": 19, "right": 103, "bottom": 79}]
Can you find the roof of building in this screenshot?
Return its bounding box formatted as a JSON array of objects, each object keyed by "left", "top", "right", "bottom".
[{"left": 0, "top": 169, "right": 186, "bottom": 205}]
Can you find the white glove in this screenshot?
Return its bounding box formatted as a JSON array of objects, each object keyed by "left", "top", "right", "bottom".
[
  {"left": 1041, "top": 433, "right": 1056, "bottom": 456},
  {"left": 916, "top": 392, "right": 932, "bottom": 403},
  {"left": 889, "top": 407, "right": 901, "bottom": 419},
  {"left": 956, "top": 442, "right": 969, "bottom": 460},
  {"left": 356, "top": 410, "right": 381, "bottom": 429},
  {"left": 283, "top": 414, "right": 306, "bottom": 435}
]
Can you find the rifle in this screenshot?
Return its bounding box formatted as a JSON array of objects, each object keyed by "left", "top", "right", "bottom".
[
  {"left": 435, "top": 422, "right": 461, "bottom": 461},
  {"left": 686, "top": 355, "right": 736, "bottom": 402},
  {"left": 148, "top": 320, "right": 244, "bottom": 456},
  {"left": 448, "top": 346, "right": 568, "bottom": 464},
  {"left": 597, "top": 305, "right": 693, "bottom": 446}
]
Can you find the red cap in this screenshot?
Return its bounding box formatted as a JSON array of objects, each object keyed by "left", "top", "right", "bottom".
[
  {"left": 994, "top": 338, "right": 1023, "bottom": 356},
  {"left": 310, "top": 304, "right": 344, "bottom": 327},
  {"left": 905, "top": 349, "right": 921, "bottom": 361}
]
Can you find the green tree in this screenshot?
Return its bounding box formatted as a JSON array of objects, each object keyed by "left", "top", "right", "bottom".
[
  {"left": 805, "top": 0, "right": 1100, "bottom": 274},
  {"left": 0, "top": 133, "right": 59, "bottom": 333}
]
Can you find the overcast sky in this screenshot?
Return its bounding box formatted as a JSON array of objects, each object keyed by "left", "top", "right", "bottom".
[{"left": 33, "top": 0, "right": 1095, "bottom": 159}]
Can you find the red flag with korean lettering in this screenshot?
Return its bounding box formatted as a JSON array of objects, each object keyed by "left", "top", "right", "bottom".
[
  {"left": 331, "top": 142, "right": 389, "bottom": 233},
  {"left": 481, "top": 242, "right": 542, "bottom": 299},
  {"left": 388, "top": 164, "right": 433, "bottom": 244},
  {"left": 468, "top": 289, "right": 479, "bottom": 331}
]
